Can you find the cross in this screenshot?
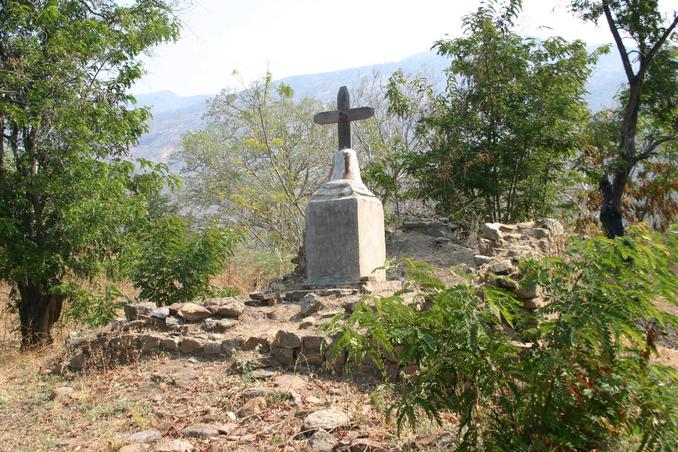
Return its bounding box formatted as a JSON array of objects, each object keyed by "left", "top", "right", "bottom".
[{"left": 313, "top": 86, "right": 374, "bottom": 150}]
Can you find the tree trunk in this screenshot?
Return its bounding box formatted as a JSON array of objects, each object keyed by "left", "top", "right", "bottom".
[
  {"left": 599, "top": 168, "right": 629, "bottom": 238},
  {"left": 17, "top": 282, "right": 64, "bottom": 348}
]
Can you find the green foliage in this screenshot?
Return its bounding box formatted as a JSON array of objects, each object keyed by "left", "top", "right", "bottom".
[
  {"left": 55, "top": 283, "right": 123, "bottom": 328},
  {"left": 330, "top": 225, "right": 678, "bottom": 450},
  {"left": 131, "top": 216, "right": 243, "bottom": 306},
  {"left": 351, "top": 73, "right": 432, "bottom": 223},
  {"left": 0, "top": 0, "right": 180, "bottom": 344},
  {"left": 405, "top": 2, "right": 597, "bottom": 224},
  {"left": 176, "top": 73, "right": 334, "bottom": 254}
]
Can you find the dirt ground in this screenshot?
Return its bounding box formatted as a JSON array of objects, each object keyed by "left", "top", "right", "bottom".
[{"left": 0, "top": 348, "right": 457, "bottom": 451}]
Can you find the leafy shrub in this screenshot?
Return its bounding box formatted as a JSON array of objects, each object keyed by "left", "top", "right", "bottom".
[
  {"left": 131, "top": 216, "right": 243, "bottom": 305},
  {"left": 56, "top": 283, "right": 123, "bottom": 327},
  {"left": 330, "top": 224, "right": 678, "bottom": 450}
]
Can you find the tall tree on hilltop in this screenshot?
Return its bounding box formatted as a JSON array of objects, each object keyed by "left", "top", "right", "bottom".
[
  {"left": 404, "top": 0, "right": 596, "bottom": 225},
  {"left": 0, "top": 0, "right": 180, "bottom": 347},
  {"left": 570, "top": 0, "right": 677, "bottom": 237}
]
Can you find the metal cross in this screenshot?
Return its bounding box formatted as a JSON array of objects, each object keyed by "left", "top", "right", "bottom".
[{"left": 313, "top": 86, "right": 374, "bottom": 150}]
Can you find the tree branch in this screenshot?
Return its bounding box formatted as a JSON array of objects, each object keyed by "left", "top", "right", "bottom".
[
  {"left": 602, "top": 0, "right": 635, "bottom": 82},
  {"left": 642, "top": 13, "right": 678, "bottom": 73},
  {"left": 636, "top": 134, "right": 678, "bottom": 161}
]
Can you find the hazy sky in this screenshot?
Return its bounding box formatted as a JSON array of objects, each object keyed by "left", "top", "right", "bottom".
[{"left": 131, "top": 0, "right": 665, "bottom": 96}]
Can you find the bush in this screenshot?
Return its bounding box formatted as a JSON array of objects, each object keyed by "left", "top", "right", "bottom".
[
  {"left": 330, "top": 224, "right": 678, "bottom": 450},
  {"left": 131, "top": 216, "right": 243, "bottom": 305}
]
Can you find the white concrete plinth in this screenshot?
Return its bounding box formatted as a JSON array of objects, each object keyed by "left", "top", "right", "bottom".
[{"left": 305, "top": 149, "right": 386, "bottom": 286}]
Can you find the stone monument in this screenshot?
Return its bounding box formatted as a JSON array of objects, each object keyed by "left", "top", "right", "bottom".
[{"left": 305, "top": 87, "right": 386, "bottom": 286}]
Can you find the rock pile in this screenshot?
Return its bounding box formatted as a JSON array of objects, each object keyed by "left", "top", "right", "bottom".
[
  {"left": 56, "top": 290, "right": 364, "bottom": 373},
  {"left": 475, "top": 218, "right": 565, "bottom": 312}
]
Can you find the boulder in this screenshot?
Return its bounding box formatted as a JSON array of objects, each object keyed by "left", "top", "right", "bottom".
[{"left": 176, "top": 303, "right": 212, "bottom": 322}]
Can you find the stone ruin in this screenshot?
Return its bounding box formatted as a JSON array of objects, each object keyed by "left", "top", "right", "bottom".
[{"left": 53, "top": 218, "right": 566, "bottom": 374}]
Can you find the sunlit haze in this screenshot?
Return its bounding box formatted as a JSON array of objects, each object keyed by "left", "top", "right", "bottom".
[{"left": 131, "top": 0, "right": 667, "bottom": 96}]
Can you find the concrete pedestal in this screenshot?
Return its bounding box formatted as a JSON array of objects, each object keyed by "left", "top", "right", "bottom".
[{"left": 305, "top": 149, "right": 386, "bottom": 286}]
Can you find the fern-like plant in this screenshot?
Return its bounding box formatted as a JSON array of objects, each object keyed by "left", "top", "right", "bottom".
[{"left": 329, "top": 224, "right": 678, "bottom": 450}]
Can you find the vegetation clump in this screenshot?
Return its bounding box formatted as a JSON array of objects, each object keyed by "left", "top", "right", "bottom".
[{"left": 331, "top": 225, "right": 678, "bottom": 450}]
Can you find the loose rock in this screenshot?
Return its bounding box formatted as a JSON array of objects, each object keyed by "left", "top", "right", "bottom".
[
  {"left": 308, "top": 429, "right": 338, "bottom": 452},
  {"left": 154, "top": 439, "right": 195, "bottom": 452},
  {"left": 124, "top": 302, "right": 157, "bottom": 321},
  {"left": 119, "top": 429, "right": 162, "bottom": 444},
  {"left": 303, "top": 409, "right": 349, "bottom": 432},
  {"left": 177, "top": 303, "right": 212, "bottom": 322},
  {"left": 181, "top": 423, "right": 222, "bottom": 438}
]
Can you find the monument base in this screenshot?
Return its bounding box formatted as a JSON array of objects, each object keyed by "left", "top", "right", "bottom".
[{"left": 305, "top": 179, "right": 386, "bottom": 286}]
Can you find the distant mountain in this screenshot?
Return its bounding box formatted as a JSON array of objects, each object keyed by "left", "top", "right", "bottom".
[{"left": 132, "top": 48, "right": 625, "bottom": 164}]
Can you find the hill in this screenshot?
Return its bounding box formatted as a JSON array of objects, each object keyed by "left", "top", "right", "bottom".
[{"left": 133, "top": 48, "right": 625, "bottom": 165}]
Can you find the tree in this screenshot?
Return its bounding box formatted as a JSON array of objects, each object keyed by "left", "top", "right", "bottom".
[
  {"left": 177, "top": 74, "right": 333, "bottom": 256},
  {"left": 410, "top": 1, "right": 596, "bottom": 225},
  {"left": 570, "top": 0, "right": 678, "bottom": 237},
  {"left": 350, "top": 71, "right": 432, "bottom": 223},
  {"left": 0, "top": 1, "right": 180, "bottom": 346}
]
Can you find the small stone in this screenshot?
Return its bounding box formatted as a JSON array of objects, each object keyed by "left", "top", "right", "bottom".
[
  {"left": 124, "top": 302, "right": 157, "bottom": 321},
  {"left": 271, "top": 346, "right": 296, "bottom": 366},
  {"left": 203, "top": 341, "right": 222, "bottom": 355},
  {"left": 307, "top": 429, "right": 337, "bottom": 451},
  {"left": 154, "top": 439, "right": 195, "bottom": 452},
  {"left": 273, "top": 374, "right": 307, "bottom": 392},
  {"left": 303, "top": 409, "right": 349, "bottom": 432},
  {"left": 249, "top": 291, "right": 278, "bottom": 301},
  {"left": 119, "top": 445, "right": 146, "bottom": 452},
  {"left": 67, "top": 351, "right": 86, "bottom": 371},
  {"left": 168, "top": 303, "right": 184, "bottom": 316},
  {"left": 225, "top": 411, "right": 237, "bottom": 421},
  {"left": 51, "top": 386, "right": 75, "bottom": 400},
  {"left": 150, "top": 307, "right": 170, "bottom": 320},
  {"left": 160, "top": 337, "right": 178, "bottom": 352},
  {"left": 481, "top": 223, "right": 503, "bottom": 241},
  {"left": 181, "top": 423, "right": 221, "bottom": 438},
  {"left": 250, "top": 369, "right": 276, "bottom": 380},
  {"left": 243, "top": 335, "right": 270, "bottom": 352},
  {"left": 272, "top": 330, "right": 301, "bottom": 349},
  {"left": 299, "top": 317, "right": 317, "bottom": 329},
  {"left": 177, "top": 303, "right": 212, "bottom": 322},
  {"left": 179, "top": 338, "right": 205, "bottom": 354},
  {"left": 140, "top": 334, "right": 162, "bottom": 352},
  {"left": 436, "top": 431, "right": 455, "bottom": 447},
  {"left": 349, "top": 438, "right": 385, "bottom": 451},
  {"left": 474, "top": 255, "right": 492, "bottom": 266},
  {"left": 298, "top": 293, "right": 324, "bottom": 318},
  {"left": 202, "top": 318, "right": 238, "bottom": 332},
  {"left": 237, "top": 396, "right": 266, "bottom": 417},
  {"left": 487, "top": 259, "right": 514, "bottom": 275},
  {"left": 119, "top": 429, "right": 162, "bottom": 444},
  {"left": 306, "top": 396, "right": 323, "bottom": 405},
  {"left": 207, "top": 299, "right": 246, "bottom": 318}
]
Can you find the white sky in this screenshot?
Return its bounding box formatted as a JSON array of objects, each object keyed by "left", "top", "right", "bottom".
[{"left": 131, "top": 0, "right": 674, "bottom": 96}]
